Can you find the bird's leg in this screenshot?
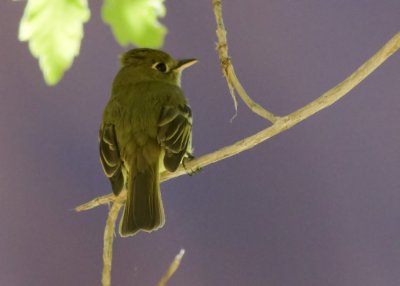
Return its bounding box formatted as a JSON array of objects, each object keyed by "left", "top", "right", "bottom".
[{"left": 182, "top": 152, "right": 202, "bottom": 176}]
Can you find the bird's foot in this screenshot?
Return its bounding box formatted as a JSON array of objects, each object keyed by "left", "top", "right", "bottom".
[{"left": 182, "top": 153, "right": 202, "bottom": 176}]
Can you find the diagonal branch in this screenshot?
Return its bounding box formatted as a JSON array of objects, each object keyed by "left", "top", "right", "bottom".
[
  {"left": 76, "top": 30, "right": 400, "bottom": 213},
  {"left": 158, "top": 249, "right": 186, "bottom": 286}
]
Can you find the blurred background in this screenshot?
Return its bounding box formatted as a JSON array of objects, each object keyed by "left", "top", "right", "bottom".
[{"left": 1, "top": 1, "right": 400, "bottom": 285}]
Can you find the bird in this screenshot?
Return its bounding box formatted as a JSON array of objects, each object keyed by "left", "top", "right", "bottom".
[{"left": 99, "top": 48, "right": 197, "bottom": 236}]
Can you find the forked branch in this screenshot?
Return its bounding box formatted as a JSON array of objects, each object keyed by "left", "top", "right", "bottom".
[
  {"left": 75, "top": 1, "right": 400, "bottom": 286},
  {"left": 76, "top": 30, "right": 400, "bottom": 213}
]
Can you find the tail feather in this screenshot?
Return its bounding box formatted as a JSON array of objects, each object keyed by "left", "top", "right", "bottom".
[{"left": 119, "top": 162, "right": 165, "bottom": 237}]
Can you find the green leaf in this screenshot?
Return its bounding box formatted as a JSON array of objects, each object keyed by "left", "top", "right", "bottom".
[
  {"left": 102, "top": 0, "right": 167, "bottom": 48},
  {"left": 19, "top": 0, "right": 90, "bottom": 86}
]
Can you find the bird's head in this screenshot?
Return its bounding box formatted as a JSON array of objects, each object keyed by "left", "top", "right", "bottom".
[{"left": 117, "top": 48, "right": 197, "bottom": 86}]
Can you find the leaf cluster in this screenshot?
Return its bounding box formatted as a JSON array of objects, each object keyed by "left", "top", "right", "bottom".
[{"left": 18, "top": 0, "right": 167, "bottom": 85}]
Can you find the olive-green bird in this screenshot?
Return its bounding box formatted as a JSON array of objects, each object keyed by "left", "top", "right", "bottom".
[{"left": 99, "top": 49, "right": 196, "bottom": 237}]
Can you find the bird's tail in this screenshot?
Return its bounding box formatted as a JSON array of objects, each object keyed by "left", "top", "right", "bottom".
[{"left": 119, "top": 157, "right": 165, "bottom": 237}]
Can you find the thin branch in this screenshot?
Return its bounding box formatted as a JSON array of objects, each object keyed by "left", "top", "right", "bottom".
[
  {"left": 75, "top": 193, "right": 114, "bottom": 212},
  {"left": 158, "top": 249, "right": 186, "bottom": 286},
  {"left": 212, "top": 0, "right": 279, "bottom": 123},
  {"left": 75, "top": 30, "right": 400, "bottom": 212},
  {"left": 101, "top": 191, "right": 125, "bottom": 286}
]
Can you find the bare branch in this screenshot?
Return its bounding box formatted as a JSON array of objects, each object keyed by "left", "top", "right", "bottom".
[
  {"left": 101, "top": 192, "right": 124, "bottom": 286},
  {"left": 212, "top": 0, "right": 279, "bottom": 123},
  {"left": 75, "top": 193, "right": 114, "bottom": 212},
  {"left": 158, "top": 249, "right": 186, "bottom": 286}
]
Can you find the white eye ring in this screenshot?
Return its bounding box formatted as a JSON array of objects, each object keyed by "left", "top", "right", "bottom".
[{"left": 152, "top": 62, "right": 169, "bottom": 73}]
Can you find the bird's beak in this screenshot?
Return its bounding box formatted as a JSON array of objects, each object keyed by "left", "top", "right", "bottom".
[{"left": 174, "top": 59, "right": 198, "bottom": 72}]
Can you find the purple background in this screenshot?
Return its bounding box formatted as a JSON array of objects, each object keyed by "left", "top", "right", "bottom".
[{"left": 1, "top": 1, "right": 400, "bottom": 285}]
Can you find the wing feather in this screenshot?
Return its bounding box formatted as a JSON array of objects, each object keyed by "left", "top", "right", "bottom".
[
  {"left": 99, "top": 124, "right": 124, "bottom": 195},
  {"left": 158, "top": 104, "right": 192, "bottom": 172}
]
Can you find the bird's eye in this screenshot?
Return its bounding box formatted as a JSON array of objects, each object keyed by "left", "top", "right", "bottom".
[{"left": 153, "top": 62, "right": 168, "bottom": 73}]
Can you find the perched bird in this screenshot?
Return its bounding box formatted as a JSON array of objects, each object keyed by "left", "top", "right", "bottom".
[{"left": 99, "top": 49, "right": 196, "bottom": 236}]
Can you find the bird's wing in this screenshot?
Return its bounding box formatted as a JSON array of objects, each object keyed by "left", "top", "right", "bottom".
[
  {"left": 99, "top": 124, "right": 124, "bottom": 195},
  {"left": 157, "top": 104, "right": 192, "bottom": 172}
]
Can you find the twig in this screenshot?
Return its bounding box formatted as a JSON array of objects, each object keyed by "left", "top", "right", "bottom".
[
  {"left": 158, "top": 249, "right": 186, "bottom": 286},
  {"left": 212, "top": 0, "right": 279, "bottom": 123},
  {"left": 75, "top": 193, "right": 114, "bottom": 212},
  {"left": 75, "top": 30, "right": 400, "bottom": 212},
  {"left": 101, "top": 191, "right": 125, "bottom": 286}
]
